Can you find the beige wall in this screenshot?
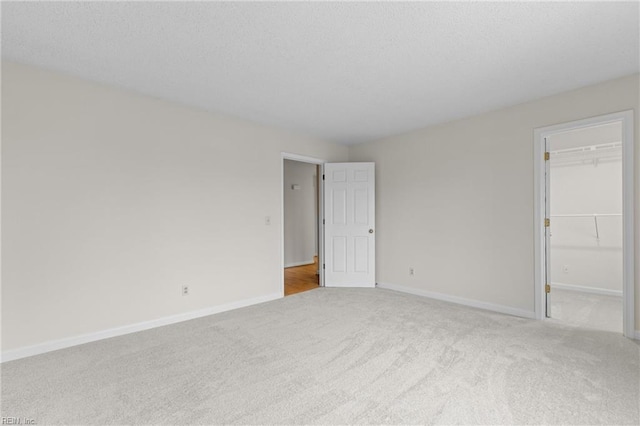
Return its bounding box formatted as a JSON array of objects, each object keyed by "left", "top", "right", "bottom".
[
  {"left": 349, "top": 74, "right": 639, "bottom": 327},
  {"left": 1, "top": 62, "right": 348, "bottom": 351},
  {"left": 3, "top": 61, "right": 639, "bottom": 355}
]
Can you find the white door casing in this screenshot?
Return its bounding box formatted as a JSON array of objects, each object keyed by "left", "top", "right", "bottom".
[
  {"left": 324, "top": 163, "right": 375, "bottom": 287},
  {"left": 533, "top": 110, "right": 634, "bottom": 338},
  {"left": 281, "top": 152, "right": 326, "bottom": 289},
  {"left": 544, "top": 137, "right": 551, "bottom": 318}
]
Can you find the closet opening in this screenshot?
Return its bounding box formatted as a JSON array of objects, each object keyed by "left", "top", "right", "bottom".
[
  {"left": 534, "top": 110, "right": 634, "bottom": 338},
  {"left": 547, "top": 122, "right": 623, "bottom": 332}
]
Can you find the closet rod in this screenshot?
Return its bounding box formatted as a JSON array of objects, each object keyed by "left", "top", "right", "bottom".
[{"left": 550, "top": 213, "right": 622, "bottom": 243}]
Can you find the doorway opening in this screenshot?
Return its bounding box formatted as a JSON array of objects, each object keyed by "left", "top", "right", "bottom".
[
  {"left": 548, "top": 122, "right": 623, "bottom": 332},
  {"left": 282, "top": 154, "right": 324, "bottom": 296},
  {"left": 534, "top": 111, "right": 635, "bottom": 338}
]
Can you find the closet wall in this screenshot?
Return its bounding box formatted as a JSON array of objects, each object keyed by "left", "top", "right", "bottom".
[{"left": 549, "top": 123, "right": 623, "bottom": 295}]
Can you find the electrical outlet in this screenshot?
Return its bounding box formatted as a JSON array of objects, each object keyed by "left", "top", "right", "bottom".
[
  {"left": 562, "top": 265, "right": 569, "bottom": 274},
  {"left": 409, "top": 267, "right": 414, "bottom": 276},
  {"left": 182, "top": 285, "right": 189, "bottom": 296}
]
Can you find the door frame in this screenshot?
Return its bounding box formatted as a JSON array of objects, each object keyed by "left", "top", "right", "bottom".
[
  {"left": 281, "top": 152, "right": 326, "bottom": 294},
  {"left": 533, "top": 110, "right": 635, "bottom": 338}
]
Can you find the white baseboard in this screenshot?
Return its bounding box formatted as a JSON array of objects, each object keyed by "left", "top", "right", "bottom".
[
  {"left": 284, "top": 260, "right": 315, "bottom": 268},
  {"left": 377, "top": 282, "right": 536, "bottom": 319},
  {"left": 1, "top": 292, "right": 282, "bottom": 363},
  {"left": 551, "top": 282, "right": 622, "bottom": 297}
]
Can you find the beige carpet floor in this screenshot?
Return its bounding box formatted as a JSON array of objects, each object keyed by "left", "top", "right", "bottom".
[
  {"left": 2, "top": 288, "right": 639, "bottom": 425},
  {"left": 550, "top": 288, "right": 623, "bottom": 333}
]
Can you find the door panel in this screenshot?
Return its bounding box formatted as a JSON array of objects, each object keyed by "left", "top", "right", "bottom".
[
  {"left": 324, "top": 163, "right": 375, "bottom": 287},
  {"left": 354, "top": 237, "right": 369, "bottom": 272},
  {"left": 332, "top": 189, "right": 347, "bottom": 224},
  {"left": 332, "top": 237, "right": 347, "bottom": 272}
]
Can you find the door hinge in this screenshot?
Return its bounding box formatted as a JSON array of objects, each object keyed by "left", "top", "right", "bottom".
[
  {"left": 544, "top": 218, "right": 550, "bottom": 227},
  {"left": 323, "top": 263, "right": 325, "bottom": 269},
  {"left": 544, "top": 152, "right": 550, "bottom": 161},
  {"left": 322, "top": 219, "right": 325, "bottom": 225},
  {"left": 545, "top": 284, "right": 551, "bottom": 293},
  {"left": 322, "top": 174, "right": 325, "bottom": 180}
]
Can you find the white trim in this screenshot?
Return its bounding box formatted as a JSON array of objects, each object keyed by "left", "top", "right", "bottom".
[
  {"left": 533, "top": 110, "right": 635, "bottom": 338},
  {"left": 551, "top": 282, "right": 623, "bottom": 297},
  {"left": 534, "top": 126, "right": 546, "bottom": 320},
  {"left": 281, "top": 152, "right": 326, "bottom": 290},
  {"left": 284, "top": 260, "right": 315, "bottom": 268},
  {"left": 635, "top": 331, "right": 640, "bottom": 341},
  {"left": 621, "top": 112, "right": 635, "bottom": 340},
  {"left": 327, "top": 282, "right": 375, "bottom": 288},
  {"left": 281, "top": 153, "right": 325, "bottom": 164},
  {"left": 377, "top": 282, "right": 536, "bottom": 319},
  {"left": 1, "top": 292, "right": 281, "bottom": 363}
]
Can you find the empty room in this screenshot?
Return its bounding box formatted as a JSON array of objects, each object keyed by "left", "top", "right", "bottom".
[{"left": 1, "top": 2, "right": 639, "bottom": 425}]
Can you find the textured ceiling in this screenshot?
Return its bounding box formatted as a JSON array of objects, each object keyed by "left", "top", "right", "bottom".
[{"left": 2, "top": 2, "right": 639, "bottom": 145}]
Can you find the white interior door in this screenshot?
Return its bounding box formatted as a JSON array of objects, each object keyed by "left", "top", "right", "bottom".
[{"left": 324, "top": 163, "right": 375, "bottom": 287}]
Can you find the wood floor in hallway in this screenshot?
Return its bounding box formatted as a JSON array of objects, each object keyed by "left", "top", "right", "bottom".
[{"left": 284, "top": 257, "right": 319, "bottom": 296}]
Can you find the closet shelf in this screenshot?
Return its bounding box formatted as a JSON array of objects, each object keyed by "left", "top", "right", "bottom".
[
  {"left": 550, "top": 142, "right": 621, "bottom": 167},
  {"left": 551, "top": 213, "right": 621, "bottom": 218}
]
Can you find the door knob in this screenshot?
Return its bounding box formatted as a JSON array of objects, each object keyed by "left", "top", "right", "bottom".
[{"left": 369, "top": 229, "right": 374, "bottom": 234}]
